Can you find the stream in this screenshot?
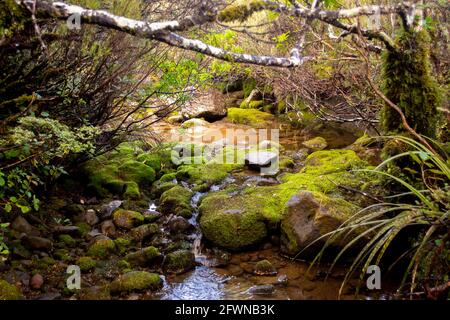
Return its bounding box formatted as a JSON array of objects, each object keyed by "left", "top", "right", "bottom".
[{"left": 145, "top": 119, "right": 386, "bottom": 300}]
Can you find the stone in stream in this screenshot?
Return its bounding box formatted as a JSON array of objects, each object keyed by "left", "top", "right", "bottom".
[
  {"left": 128, "top": 223, "right": 158, "bottom": 242},
  {"left": 162, "top": 250, "right": 195, "bottom": 274},
  {"left": 248, "top": 284, "right": 275, "bottom": 295},
  {"left": 21, "top": 235, "right": 53, "bottom": 251},
  {"left": 98, "top": 200, "right": 122, "bottom": 220},
  {"left": 280, "top": 191, "right": 359, "bottom": 256},
  {"left": 180, "top": 89, "right": 227, "bottom": 121},
  {"left": 180, "top": 118, "right": 210, "bottom": 129},
  {"left": 87, "top": 238, "right": 116, "bottom": 258},
  {"left": 245, "top": 151, "right": 278, "bottom": 170},
  {"left": 254, "top": 259, "right": 277, "bottom": 276},
  {"left": 78, "top": 209, "right": 99, "bottom": 226},
  {"left": 110, "top": 271, "right": 163, "bottom": 293}
]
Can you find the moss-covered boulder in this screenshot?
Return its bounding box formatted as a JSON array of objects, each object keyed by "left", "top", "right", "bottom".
[
  {"left": 159, "top": 186, "right": 193, "bottom": 218},
  {"left": 87, "top": 239, "right": 116, "bottom": 258},
  {"left": 302, "top": 137, "right": 328, "bottom": 151},
  {"left": 162, "top": 250, "right": 195, "bottom": 274},
  {"left": 199, "top": 189, "right": 268, "bottom": 250},
  {"left": 82, "top": 142, "right": 164, "bottom": 199},
  {"left": 128, "top": 223, "right": 158, "bottom": 242},
  {"left": 176, "top": 163, "right": 239, "bottom": 192},
  {"left": 280, "top": 191, "right": 359, "bottom": 256},
  {"left": 110, "top": 271, "right": 163, "bottom": 293},
  {"left": 125, "top": 246, "right": 161, "bottom": 267},
  {"left": 0, "top": 280, "right": 22, "bottom": 300},
  {"left": 226, "top": 108, "right": 274, "bottom": 128},
  {"left": 76, "top": 256, "right": 97, "bottom": 272},
  {"left": 112, "top": 209, "right": 144, "bottom": 229}
]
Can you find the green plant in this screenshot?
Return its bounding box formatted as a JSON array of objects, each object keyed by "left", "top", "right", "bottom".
[{"left": 309, "top": 135, "right": 449, "bottom": 297}]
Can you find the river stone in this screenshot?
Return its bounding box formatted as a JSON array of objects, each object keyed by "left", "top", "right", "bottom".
[
  {"left": 162, "top": 250, "right": 195, "bottom": 274},
  {"left": 125, "top": 246, "right": 161, "bottom": 267},
  {"left": 248, "top": 284, "right": 275, "bottom": 295},
  {"left": 11, "top": 216, "right": 40, "bottom": 236},
  {"left": 168, "top": 216, "right": 193, "bottom": 234},
  {"left": 98, "top": 200, "right": 122, "bottom": 220},
  {"left": 112, "top": 209, "right": 144, "bottom": 229},
  {"left": 181, "top": 89, "right": 227, "bottom": 121},
  {"left": 110, "top": 271, "right": 163, "bottom": 293},
  {"left": 254, "top": 259, "right": 277, "bottom": 276},
  {"left": 128, "top": 224, "right": 158, "bottom": 241},
  {"left": 52, "top": 225, "right": 80, "bottom": 236},
  {"left": 302, "top": 137, "right": 328, "bottom": 151},
  {"left": 21, "top": 235, "right": 53, "bottom": 251},
  {"left": 82, "top": 209, "right": 99, "bottom": 226},
  {"left": 245, "top": 151, "right": 278, "bottom": 170},
  {"left": 280, "top": 191, "right": 358, "bottom": 256}
]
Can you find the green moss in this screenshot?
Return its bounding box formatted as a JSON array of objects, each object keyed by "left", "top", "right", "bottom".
[
  {"left": 54, "top": 248, "right": 73, "bottom": 262},
  {"left": 125, "top": 246, "right": 160, "bottom": 266},
  {"left": 76, "top": 256, "right": 97, "bottom": 272},
  {"left": 162, "top": 250, "right": 195, "bottom": 274},
  {"left": 88, "top": 239, "right": 116, "bottom": 258},
  {"left": 0, "top": 280, "right": 22, "bottom": 300},
  {"left": 75, "top": 222, "right": 91, "bottom": 238},
  {"left": 136, "top": 153, "right": 161, "bottom": 172},
  {"left": 159, "top": 186, "right": 193, "bottom": 218},
  {"left": 117, "top": 259, "right": 131, "bottom": 270},
  {"left": 176, "top": 162, "right": 238, "bottom": 190},
  {"left": 112, "top": 209, "right": 144, "bottom": 229},
  {"left": 242, "top": 78, "right": 257, "bottom": 97},
  {"left": 114, "top": 238, "right": 131, "bottom": 255},
  {"left": 279, "top": 156, "right": 295, "bottom": 169},
  {"left": 381, "top": 29, "right": 441, "bottom": 138},
  {"left": 110, "top": 271, "right": 162, "bottom": 293},
  {"left": 58, "top": 234, "right": 76, "bottom": 248},
  {"left": 254, "top": 259, "right": 277, "bottom": 275},
  {"left": 158, "top": 172, "right": 177, "bottom": 183},
  {"left": 226, "top": 108, "right": 274, "bottom": 128},
  {"left": 302, "top": 137, "right": 328, "bottom": 151},
  {"left": 128, "top": 223, "right": 158, "bottom": 241}
]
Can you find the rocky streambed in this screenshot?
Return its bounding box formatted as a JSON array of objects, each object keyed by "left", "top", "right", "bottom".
[{"left": 0, "top": 111, "right": 392, "bottom": 300}]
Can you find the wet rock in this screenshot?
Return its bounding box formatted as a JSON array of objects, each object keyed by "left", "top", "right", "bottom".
[
  {"left": 87, "top": 229, "right": 102, "bottom": 240},
  {"left": 162, "top": 250, "right": 195, "bottom": 274},
  {"left": 275, "top": 274, "right": 289, "bottom": 286},
  {"left": 100, "top": 220, "right": 116, "bottom": 237},
  {"left": 280, "top": 191, "right": 358, "bottom": 256},
  {"left": 30, "top": 274, "right": 44, "bottom": 290},
  {"left": 112, "top": 209, "right": 144, "bottom": 229},
  {"left": 52, "top": 225, "right": 80, "bottom": 236},
  {"left": 302, "top": 137, "right": 328, "bottom": 151},
  {"left": 21, "top": 235, "right": 53, "bottom": 251},
  {"left": 248, "top": 284, "right": 275, "bottom": 295},
  {"left": 110, "top": 271, "right": 163, "bottom": 293},
  {"left": 167, "top": 216, "right": 193, "bottom": 234},
  {"left": 11, "top": 216, "right": 40, "bottom": 236},
  {"left": 245, "top": 151, "right": 278, "bottom": 170},
  {"left": 98, "top": 200, "right": 122, "bottom": 220},
  {"left": 125, "top": 246, "right": 162, "bottom": 267},
  {"left": 87, "top": 238, "right": 116, "bottom": 258},
  {"left": 254, "top": 260, "right": 277, "bottom": 276},
  {"left": 128, "top": 224, "right": 158, "bottom": 241},
  {"left": 0, "top": 280, "right": 22, "bottom": 300}
]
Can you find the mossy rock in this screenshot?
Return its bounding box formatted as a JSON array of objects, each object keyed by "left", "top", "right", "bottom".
[
  {"left": 110, "top": 271, "right": 163, "bottom": 293},
  {"left": 199, "top": 189, "right": 268, "bottom": 250},
  {"left": 125, "top": 246, "right": 161, "bottom": 267},
  {"left": 128, "top": 224, "right": 158, "bottom": 242},
  {"left": 0, "top": 280, "right": 22, "bottom": 300},
  {"left": 162, "top": 250, "right": 195, "bottom": 274},
  {"left": 112, "top": 209, "right": 144, "bottom": 229},
  {"left": 302, "top": 137, "right": 328, "bottom": 151},
  {"left": 280, "top": 191, "right": 359, "bottom": 256},
  {"left": 254, "top": 259, "right": 277, "bottom": 276},
  {"left": 76, "top": 256, "right": 97, "bottom": 272},
  {"left": 114, "top": 237, "right": 131, "bottom": 255},
  {"left": 159, "top": 186, "right": 193, "bottom": 218},
  {"left": 75, "top": 222, "right": 91, "bottom": 238},
  {"left": 240, "top": 100, "right": 264, "bottom": 109},
  {"left": 58, "top": 234, "right": 76, "bottom": 248},
  {"left": 175, "top": 162, "right": 239, "bottom": 191},
  {"left": 78, "top": 285, "right": 111, "bottom": 300},
  {"left": 226, "top": 108, "right": 274, "bottom": 128},
  {"left": 87, "top": 239, "right": 116, "bottom": 258}
]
